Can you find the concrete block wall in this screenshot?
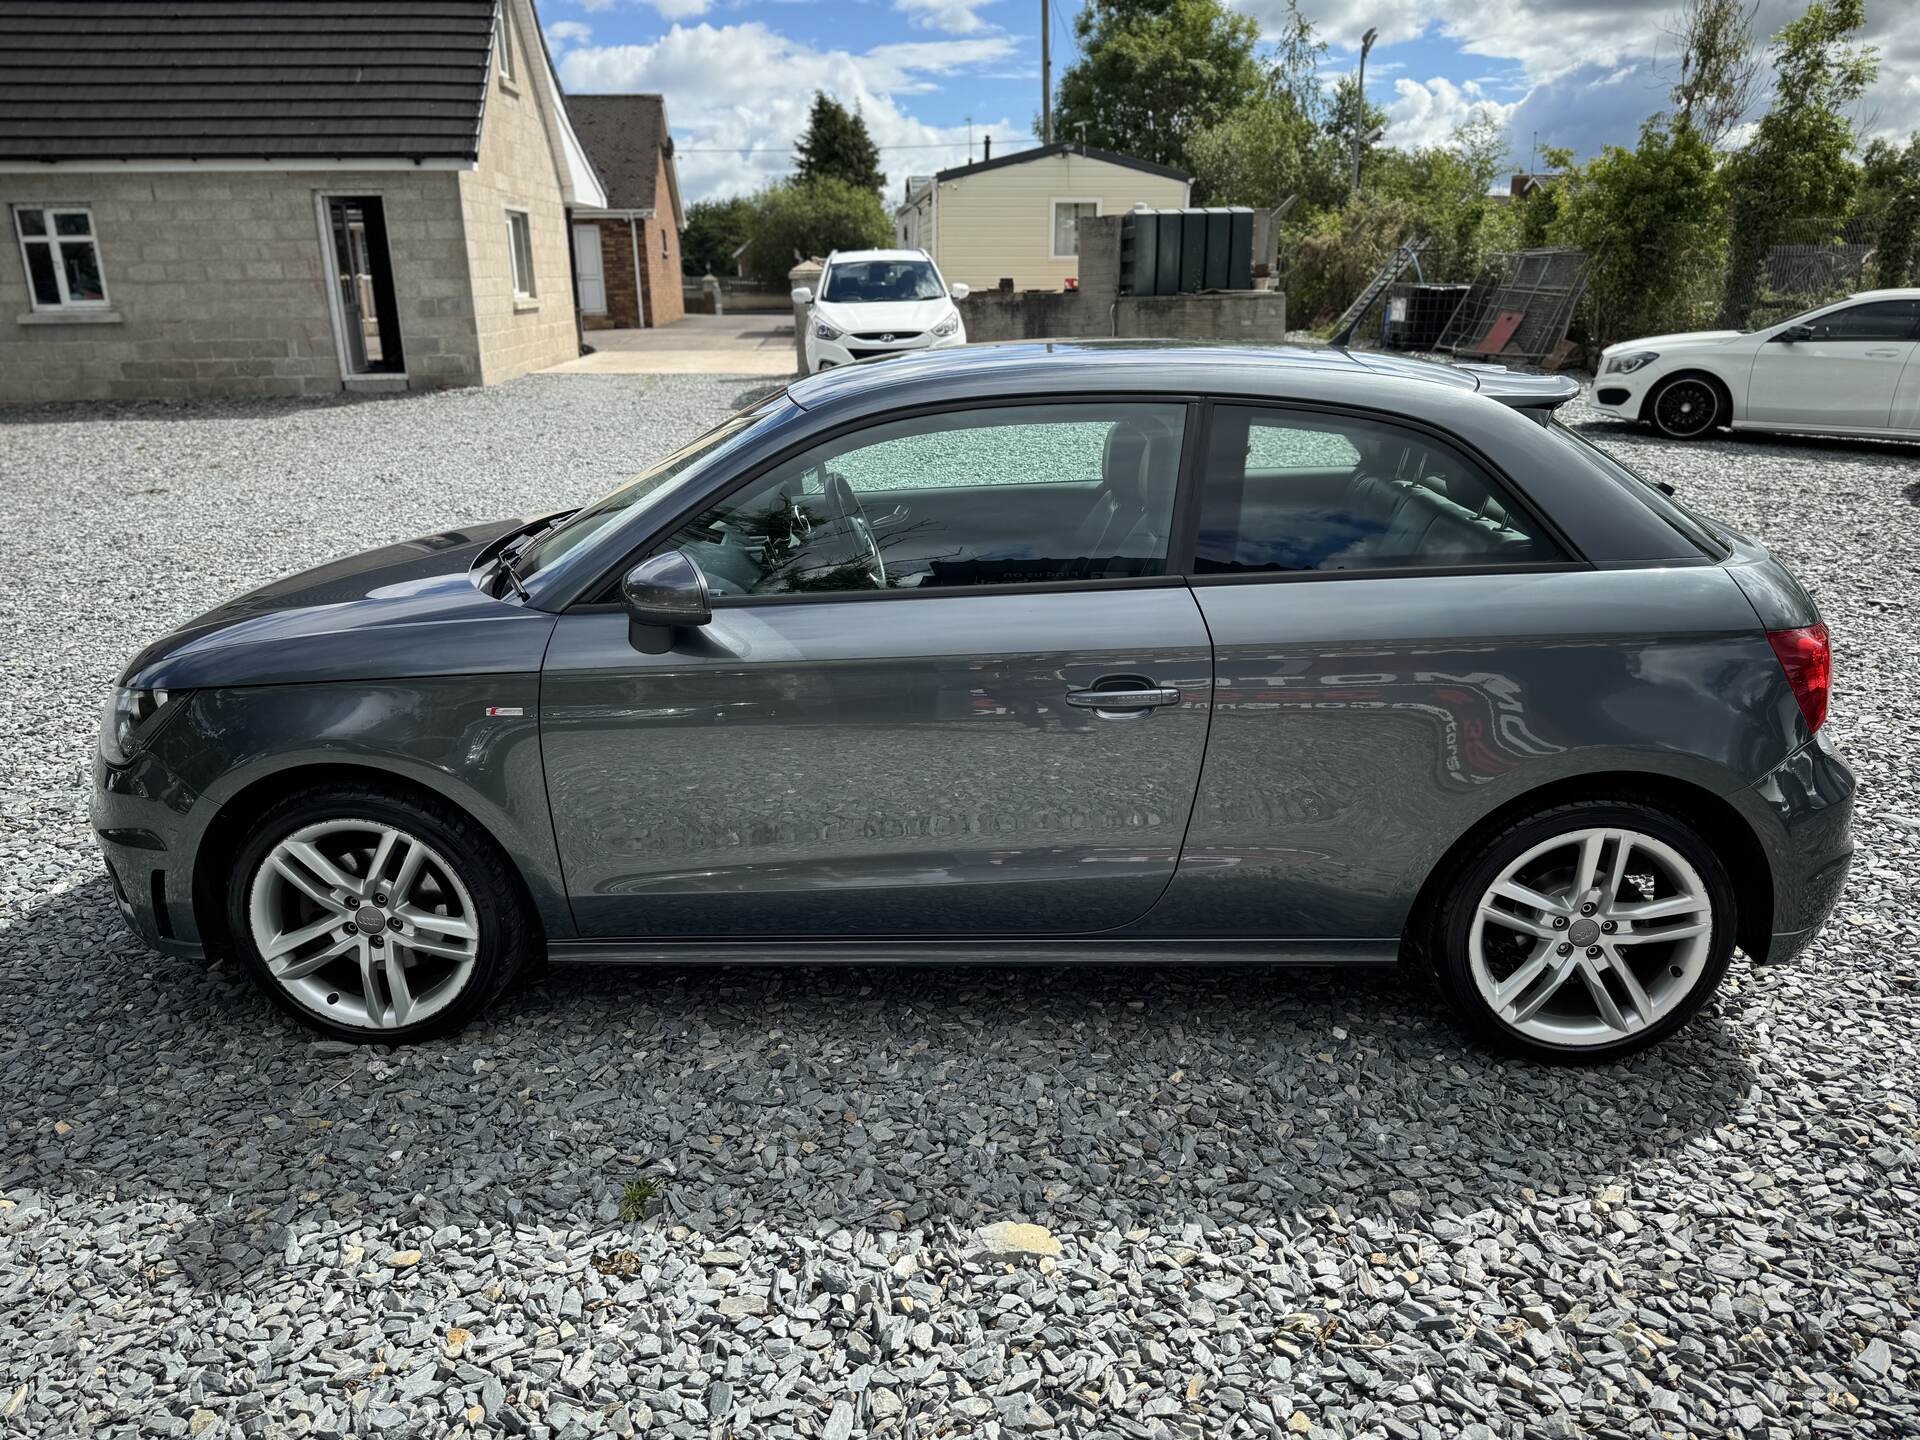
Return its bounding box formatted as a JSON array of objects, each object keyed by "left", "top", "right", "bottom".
[
  {"left": 459, "top": 57, "right": 581, "bottom": 385},
  {"left": 0, "top": 169, "right": 479, "bottom": 404}
]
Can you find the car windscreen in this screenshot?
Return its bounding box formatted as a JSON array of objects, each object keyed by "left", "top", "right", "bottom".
[
  {"left": 1545, "top": 420, "right": 1728, "bottom": 558},
  {"left": 516, "top": 401, "right": 783, "bottom": 580},
  {"left": 821, "top": 260, "right": 945, "bottom": 304}
]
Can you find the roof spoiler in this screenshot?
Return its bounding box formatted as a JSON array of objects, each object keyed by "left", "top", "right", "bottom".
[{"left": 1458, "top": 364, "right": 1582, "bottom": 425}]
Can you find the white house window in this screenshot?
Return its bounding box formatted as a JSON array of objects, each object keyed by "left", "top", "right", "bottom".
[
  {"left": 15, "top": 206, "right": 109, "bottom": 309},
  {"left": 495, "top": 7, "right": 518, "bottom": 83},
  {"left": 506, "top": 209, "right": 536, "bottom": 298},
  {"left": 1051, "top": 199, "right": 1099, "bottom": 260}
]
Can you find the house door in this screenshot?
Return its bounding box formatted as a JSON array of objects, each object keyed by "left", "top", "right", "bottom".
[
  {"left": 323, "top": 197, "right": 404, "bottom": 374},
  {"left": 573, "top": 224, "right": 607, "bottom": 315}
]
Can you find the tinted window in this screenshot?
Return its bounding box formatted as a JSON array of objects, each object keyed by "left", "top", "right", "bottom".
[
  {"left": 1803, "top": 300, "right": 1920, "bottom": 341},
  {"left": 656, "top": 403, "right": 1185, "bottom": 597},
  {"left": 1195, "top": 407, "right": 1566, "bottom": 574},
  {"left": 821, "top": 260, "right": 945, "bottom": 303}
]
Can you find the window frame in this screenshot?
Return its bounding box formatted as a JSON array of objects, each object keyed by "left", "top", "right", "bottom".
[
  {"left": 13, "top": 204, "right": 110, "bottom": 311},
  {"left": 1795, "top": 299, "right": 1920, "bottom": 343},
  {"left": 564, "top": 394, "right": 1597, "bottom": 613},
  {"left": 495, "top": 5, "right": 519, "bottom": 86},
  {"left": 1049, "top": 197, "right": 1101, "bottom": 261},
  {"left": 1177, "top": 399, "right": 1590, "bottom": 587},
  {"left": 505, "top": 207, "right": 536, "bottom": 299}
]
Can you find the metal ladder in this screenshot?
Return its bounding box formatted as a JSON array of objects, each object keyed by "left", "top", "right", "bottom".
[{"left": 1327, "top": 235, "right": 1432, "bottom": 348}]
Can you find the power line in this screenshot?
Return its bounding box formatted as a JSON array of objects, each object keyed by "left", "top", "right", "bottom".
[{"left": 675, "top": 139, "right": 1047, "bottom": 155}]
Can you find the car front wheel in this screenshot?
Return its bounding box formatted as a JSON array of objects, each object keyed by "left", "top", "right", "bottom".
[
  {"left": 1428, "top": 801, "right": 1735, "bottom": 1062},
  {"left": 1647, "top": 374, "right": 1725, "bottom": 439},
  {"left": 227, "top": 782, "right": 536, "bottom": 1041}
]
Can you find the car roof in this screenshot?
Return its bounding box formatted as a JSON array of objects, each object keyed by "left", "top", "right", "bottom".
[
  {"left": 825, "top": 249, "right": 931, "bottom": 265},
  {"left": 1846, "top": 287, "right": 1920, "bottom": 302},
  {"left": 786, "top": 340, "right": 1577, "bottom": 414}
]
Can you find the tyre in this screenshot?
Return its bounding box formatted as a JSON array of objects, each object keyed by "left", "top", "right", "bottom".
[
  {"left": 226, "top": 782, "right": 537, "bottom": 1042},
  {"left": 1427, "top": 801, "right": 1736, "bottom": 1063},
  {"left": 1647, "top": 374, "right": 1725, "bottom": 440}
]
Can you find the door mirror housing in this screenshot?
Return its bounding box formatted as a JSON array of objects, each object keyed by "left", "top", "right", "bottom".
[
  {"left": 790, "top": 286, "right": 813, "bottom": 305},
  {"left": 949, "top": 282, "right": 970, "bottom": 300},
  {"left": 621, "top": 550, "right": 711, "bottom": 654},
  {"left": 1774, "top": 324, "right": 1814, "bottom": 343}
]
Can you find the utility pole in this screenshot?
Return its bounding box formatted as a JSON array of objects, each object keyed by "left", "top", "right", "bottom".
[
  {"left": 1041, "top": 0, "right": 1053, "bottom": 145},
  {"left": 1350, "top": 26, "right": 1377, "bottom": 197}
]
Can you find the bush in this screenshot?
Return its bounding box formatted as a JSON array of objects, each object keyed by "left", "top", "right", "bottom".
[{"left": 740, "top": 178, "right": 892, "bottom": 289}]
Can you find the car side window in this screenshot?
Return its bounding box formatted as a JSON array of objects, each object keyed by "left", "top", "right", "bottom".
[
  {"left": 1802, "top": 300, "right": 1920, "bottom": 341},
  {"left": 1194, "top": 406, "right": 1567, "bottom": 575},
  {"left": 653, "top": 403, "right": 1185, "bottom": 597}
]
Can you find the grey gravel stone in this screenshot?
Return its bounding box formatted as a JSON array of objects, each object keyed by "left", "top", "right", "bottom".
[{"left": 0, "top": 376, "right": 1916, "bottom": 1440}]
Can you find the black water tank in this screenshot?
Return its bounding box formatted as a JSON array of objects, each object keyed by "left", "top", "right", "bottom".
[{"left": 1120, "top": 208, "right": 1256, "bottom": 295}]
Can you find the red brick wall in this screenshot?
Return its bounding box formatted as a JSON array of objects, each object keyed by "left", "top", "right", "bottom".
[
  {"left": 638, "top": 159, "right": 684, "bottom": 327},
  {"left": 583, "top": 218, "right": 641, "bottom": 330}
]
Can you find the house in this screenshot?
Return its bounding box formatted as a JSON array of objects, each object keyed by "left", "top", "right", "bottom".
[
  {"left": 566, "top": 94, "right": 685, "bottom": 330},
  {"left": 894, "top": 143, "right": 1190, "bottom": 292},
  {"left": 0, "top": 0, "right": 606, "bottom": 404}
]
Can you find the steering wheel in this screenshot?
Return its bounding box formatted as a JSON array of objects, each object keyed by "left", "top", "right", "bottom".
[{"left": 823, "top": 471, "right": 887, "bottom": 589}]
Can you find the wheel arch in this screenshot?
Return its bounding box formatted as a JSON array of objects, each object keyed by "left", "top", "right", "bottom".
[
  {"left": 1640, "top": 367, "right": 1736, "bottom": 428},
  {"left": 1403, "top": 770, "right": 1773, "bottom": 964},
  {"left": 191, "top": 761, "right": 557, "bottom": 957}
]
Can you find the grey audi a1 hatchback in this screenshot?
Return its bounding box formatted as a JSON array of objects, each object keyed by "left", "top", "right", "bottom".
[{"left": 92, "top": 343, "right": 1853, "bottom": 1061}]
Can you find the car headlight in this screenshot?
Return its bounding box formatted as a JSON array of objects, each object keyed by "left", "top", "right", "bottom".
[
  {"left": 1608, "top": 351, "right": 1659, "bottom": 374},
  {"left": 932, "top": 312, "right": 961, "bottom": 338},
  {"left": 812, "top": 320, "right": 842, "bottom": 342},
  {"left": 97, "top": 685, "right": 176, "bottom": 767}
]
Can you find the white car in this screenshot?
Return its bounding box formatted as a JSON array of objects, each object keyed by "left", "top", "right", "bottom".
[
  {"left": 792, "top": 249, "right": 968, "bottom": 375},
  {"left": 1591, "top": 288, "right": 1920, "bottom": 440}
]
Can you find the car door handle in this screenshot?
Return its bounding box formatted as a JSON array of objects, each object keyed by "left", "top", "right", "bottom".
[{"left": 1065, "top": 685, "right": 1181, "bottom": 712}]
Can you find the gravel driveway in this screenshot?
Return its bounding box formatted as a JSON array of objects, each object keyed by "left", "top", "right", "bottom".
[{"left": 2, "top": 376, "right": 1916, "bottom": 1439}]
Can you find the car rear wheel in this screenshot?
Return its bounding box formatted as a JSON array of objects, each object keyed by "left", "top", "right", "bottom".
[
  {"left": 227, "top": 783, "right": 536, "bottom": 1042},
  {"left": 1648, "top": 375, "right": 1725, "bottom": 439},
  {"left": 1428, "top": 801, "right": 1735, "bottom": 1062}
]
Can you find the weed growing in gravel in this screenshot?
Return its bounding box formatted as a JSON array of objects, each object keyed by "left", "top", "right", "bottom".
[{"left": 617, "top": 1177, "right": 660, "bottom": 1223}]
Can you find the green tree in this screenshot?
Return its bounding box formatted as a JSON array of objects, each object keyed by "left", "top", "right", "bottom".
[
  {"left": 1187, "top": 93, "right": 1339, "bottom": 209},
  {"left": 1325, "top": 73, "right": 1391, "bottom": 193},
  {"left": 1856, "top": 136, "right": 1920, "bottom": 288},
  {"left": 1051, "top": 0, "right": 1267, "bottom": 172},
  {"left": 681, "top": 195, "right": 755, "bottom": 277},
  {"left": 793, "top": 92, "right": 884, "bottom": 193},
  {"left": 1718, "top": 0, "right": 1878, "bottom": 327},
  {"left": 740, "top": 178, "right": 891, "bottom": 288},
  {"left": 1552, "top": 121, "right": 1726, "bottom": 346},
  {"left": 1668, "top": 0, "right": 1762, "bottom": 148}
]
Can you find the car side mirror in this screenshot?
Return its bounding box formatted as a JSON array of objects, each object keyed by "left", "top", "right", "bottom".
[
  {"left": 949, "top": 282, "right": 970, "bottom": 300},
  {"left": 621, "top": 550, "right": 711, "bottom": 654},
  {"left": 790, "top": 286, "right": 813, "bottom": 305},
  {"left": 1775, "top": 324, "right": 1813, "bottom": 343}
]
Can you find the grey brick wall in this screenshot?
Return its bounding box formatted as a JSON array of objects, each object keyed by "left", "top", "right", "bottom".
[{"left": 0, "top": 169, "right": 482, "bottom": 404}]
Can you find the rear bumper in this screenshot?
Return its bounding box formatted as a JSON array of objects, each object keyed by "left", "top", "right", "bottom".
[{"left": 1736, "top": 729, "right": 1854, "bottom": 963}]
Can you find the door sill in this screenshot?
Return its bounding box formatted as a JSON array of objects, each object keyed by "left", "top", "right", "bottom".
[{"left": 546, "top": 937, "right": 1400, "bottom": 966}]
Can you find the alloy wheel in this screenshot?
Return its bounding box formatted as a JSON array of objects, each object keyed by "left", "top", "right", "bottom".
[
  {"left": 1467, "top": 826, "right": 1715, "bottom": 1049},
  {"left": 1653, "top": 379, "right": 1719, "bottom": 438},
  {"left": 247, "top": 819, "right": 480, "bottom": 1030}
]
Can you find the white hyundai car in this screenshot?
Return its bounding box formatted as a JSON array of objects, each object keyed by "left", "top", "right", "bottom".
[
  {"left": 1591, "top": 288, "right": 1920, "bottom": 440},
  {"left": 792, "top": 249, "right": 968, "bottom": 375}
]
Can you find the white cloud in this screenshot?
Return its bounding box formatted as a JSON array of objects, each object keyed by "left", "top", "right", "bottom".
[
  {"left": 649, "top": 0, "right": 712, "bottom": 19},
  {"left": 894, "top": 0, "right": 1000, "bottom": 36},
  {"left": 545, "top": 19, "right": 592, "bottom": 50},
  {"left": 559, "top": 23, "right": 1021, "bottom": 202},
  {"left": 1384, "top": 76, "right": 1515, "bottom": 151}
]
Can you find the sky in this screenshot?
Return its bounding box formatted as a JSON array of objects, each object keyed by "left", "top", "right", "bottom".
[{"left": 541, "top": 0, "right": 1920, "bottom": 206}]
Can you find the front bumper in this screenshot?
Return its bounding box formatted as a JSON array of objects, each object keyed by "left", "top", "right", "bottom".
[
  {"left": 1736, "top": 729, "right": 1854, "bottom": 964},
  {"left": 92, "top": 748, "right": 207, "bottom": 959},
  {"left": 807, "top": 329, "right": 965, "bottom": 373},
  {"left": 1588, "top": 370, "right": 1652, "bottom": 418}
]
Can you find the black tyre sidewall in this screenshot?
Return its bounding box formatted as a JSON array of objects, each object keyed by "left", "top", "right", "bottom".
[
  {"left": 226, "top": 784, "right": 534, "bottom": 1043},
  {"left": 1650, "top": 376, "right": 1724, "bottom": 440},
  {"left": 1431, "top": 801, "right": 1737, "bottom": 1064}
]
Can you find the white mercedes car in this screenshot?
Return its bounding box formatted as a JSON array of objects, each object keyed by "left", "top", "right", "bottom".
[
  {"left": 1591, "top": 288, "right": 1920, "bottom": 440},
  {"left": 792, "top": 249, "right": 968, "bottom": 375}
]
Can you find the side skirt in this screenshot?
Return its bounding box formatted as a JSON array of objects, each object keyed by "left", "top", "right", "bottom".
[{"left": 546, "top": 938, "right": 1401, "bottom": 967}]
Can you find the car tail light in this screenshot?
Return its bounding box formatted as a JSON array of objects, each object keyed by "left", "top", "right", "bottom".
[{"left": 1767, "top": 622, "right": 1830, "bottom": 734}]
